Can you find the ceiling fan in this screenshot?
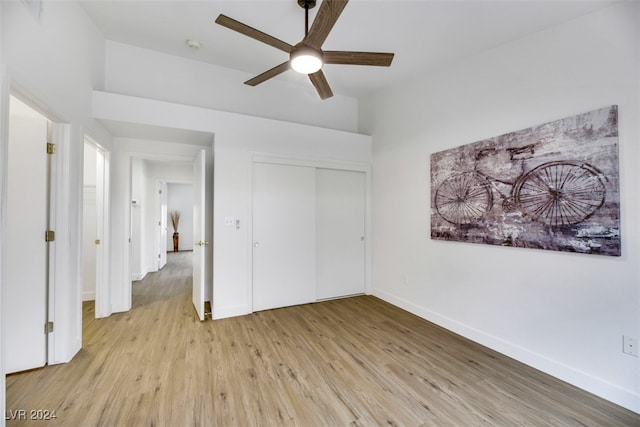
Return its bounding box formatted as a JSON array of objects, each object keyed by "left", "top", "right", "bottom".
[{"left": 215, "top": 0, "right": 394, "bottom": 100}]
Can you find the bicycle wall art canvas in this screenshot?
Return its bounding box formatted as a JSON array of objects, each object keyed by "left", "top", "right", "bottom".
[{"left": 430, "top": 105, "right": 620, "bottom": 256}]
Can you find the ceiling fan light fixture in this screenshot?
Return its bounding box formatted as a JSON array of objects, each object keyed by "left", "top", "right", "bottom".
[
  {"left": 290, "top": 46, "right": 323, "bottom": 74},
  {"left": 215, "top": 0, "right": 394, "bottom": 99}
]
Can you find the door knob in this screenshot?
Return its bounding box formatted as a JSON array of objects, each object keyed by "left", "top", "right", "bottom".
[{"left": 253, "top": 242, "right": 260, "bottom": 247}]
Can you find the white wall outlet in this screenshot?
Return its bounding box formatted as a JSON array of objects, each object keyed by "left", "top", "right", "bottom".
[
  {"left": 622, "top": 335, "right": 638, "bottom": 357},
  {"left": 224, "top": 216, "right": 235, "bottom": 227}
]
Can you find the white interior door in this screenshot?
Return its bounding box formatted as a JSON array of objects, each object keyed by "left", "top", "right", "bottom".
[
  {"left": 192, "top": 149, "right": 206, "bottom": 321},
  {"left": 316, "top": 169, "right": 366, "bottom": 299},
  {"left": 158, "top": 181, "right": 168, "bottom": 269},
  {"left": 94, "top": 144, "right": 111, "bottom": 318},
  {"left": 252, "top": 162, "right": 316, "bottom": 311},
  {"left": 6, "top": 96, "right": 48, "bottom": 373},
  {"left": 82, "top": 185, "right": 97, "bottom": 300},
  {"left": 82, "top": 140, "right": 106, "bottom": 304}
]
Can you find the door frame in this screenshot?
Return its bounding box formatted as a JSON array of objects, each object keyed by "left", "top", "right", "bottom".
[
  {"left": 121, "top": 150, "right": 207, "bottom": 313},
  {"left": 248, "top": 153, "right": 372, "bottom": 312},
  {"left": 3, "top": 81, "right": 79, "bottom": 366},
  {"left": 4, "top": 89, "right": 50, "bottom": 374},
  {"left": 0, "top": 73, "right": 83, "bottom": 417}
]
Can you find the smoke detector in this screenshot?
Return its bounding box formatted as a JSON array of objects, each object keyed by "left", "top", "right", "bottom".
[{"left": 186, "top": 39, "right": 202, "bottom": 49}]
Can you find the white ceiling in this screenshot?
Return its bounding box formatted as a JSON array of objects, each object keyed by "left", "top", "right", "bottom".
[{"left": 81, "top": 0, "right": 617, "bottom": 100}]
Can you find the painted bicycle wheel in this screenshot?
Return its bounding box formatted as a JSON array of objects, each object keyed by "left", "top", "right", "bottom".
[
  {"left": 434, "top": 172, "right": 493, "bottom": 225},
  {"left": 513, "top": 161, "right": 605, "bottom": 226}
]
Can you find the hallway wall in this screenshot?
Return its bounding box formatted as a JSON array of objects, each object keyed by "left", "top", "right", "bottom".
[{"left": 167, "top": 183, "right": 194, "bottom": 252}]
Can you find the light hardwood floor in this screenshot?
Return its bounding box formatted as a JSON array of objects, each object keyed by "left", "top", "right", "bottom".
[{"left": 6, "top": 252, "right": 639, "bottom": 426}]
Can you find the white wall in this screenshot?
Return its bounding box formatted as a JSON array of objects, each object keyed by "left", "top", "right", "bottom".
[
  {"left": 2, "top": 2, "right": 110, "bottom": 144},
  {"left": 105, "top": 41, "right": 358, "bottom": 133},
  {"left": 92, "top": 91, "right": 372, "bottom": 320},
  {"left": 167, "top": 183, "right": 194, "bottom": 252},
  {"left": 360, "top": 2, "right": 639, "bottom": 413},
  {"left": 146, "top": 161, "right": 194, "bottom": 183},
  {"left": 1, "top": 1, "right": 112, "bottom": 365}
]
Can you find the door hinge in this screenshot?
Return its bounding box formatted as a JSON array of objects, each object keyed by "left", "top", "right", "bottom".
[
  {"left": 158, "top": 253, "right": 161, "bottom": 259},
  {"left": 46, "top": 143, "right": 55, "bottom": 154},
  {"left": 44, "top": 321, "right": 54, "bottom": 334},
  {"left": 45, "top": 230, "right": 55, "bottom": 242}
]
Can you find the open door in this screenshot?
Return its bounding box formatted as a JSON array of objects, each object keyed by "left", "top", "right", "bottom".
[
  {"left": 6, "top": 96, "right": 49, "bottom": 373},
  {"left": 192, "top": 149, "right": 206, "bottom": 321},
  {"left": 94, "top": 145, "right": 110, "bottom": 317}
]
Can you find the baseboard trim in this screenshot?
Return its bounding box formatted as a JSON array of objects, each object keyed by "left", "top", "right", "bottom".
[{"left": 373, "top": 288, "right": 639, "bottom": 414}]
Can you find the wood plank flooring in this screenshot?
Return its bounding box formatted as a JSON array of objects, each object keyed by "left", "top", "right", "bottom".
[{"left": 6, "top": 252, "right": 640, "bottom": 426}]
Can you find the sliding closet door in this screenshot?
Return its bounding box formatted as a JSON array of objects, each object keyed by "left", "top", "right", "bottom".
[
  {"left": 316, "top": 169, "right": 366, "bottom": 300},
  {"left": 252, "top": 162, "right": 316, "bottom": 311}
]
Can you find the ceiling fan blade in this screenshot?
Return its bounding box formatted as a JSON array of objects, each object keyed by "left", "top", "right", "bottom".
[
  {"left": 215, "top": 14, "right": 294, "bottom": 53},
  {"left": 244, "top": 61, "right": 291, "bottom": 86},
  {"left": 304, "top": 0, "right": 348, "bottom": 49},
  {"left": 308, "top": 70, "right": 334, "bottom": 99},
  {"left": 324, "top": 51, "right": 394, "bottom": 67}
]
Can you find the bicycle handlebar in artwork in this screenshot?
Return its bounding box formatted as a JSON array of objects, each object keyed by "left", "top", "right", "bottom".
[{"left": 430, "top": 105, "right": 620, "bottom": 256}]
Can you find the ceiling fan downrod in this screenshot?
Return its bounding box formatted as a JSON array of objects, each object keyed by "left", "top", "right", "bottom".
[{"left": 298, "top": 0, "right": 316, "bottom": 37}]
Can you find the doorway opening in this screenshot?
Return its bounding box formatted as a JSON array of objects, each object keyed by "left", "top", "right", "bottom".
[
  {"left": 129, "top": 159, "right": 194, "bottom": 280},
  {"left": 127, "top": 153, "right": 208, "bottom": 320}
]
